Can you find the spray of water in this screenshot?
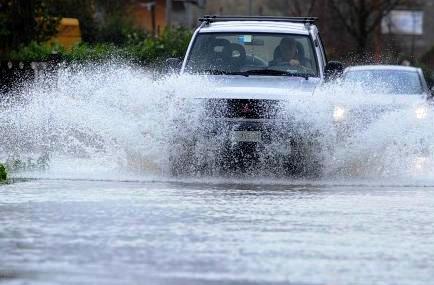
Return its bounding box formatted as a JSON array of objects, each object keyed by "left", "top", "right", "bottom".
[
  {"left": 0, "top": 62, "right": 205, "bottom": 179},
  {"left": 1, "top": 62, "right": 433, "bottom": 181}
]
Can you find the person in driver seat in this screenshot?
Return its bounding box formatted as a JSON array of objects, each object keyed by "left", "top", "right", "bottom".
[{"left": 270, "top": 38, "right": 303, "bottom": 68}]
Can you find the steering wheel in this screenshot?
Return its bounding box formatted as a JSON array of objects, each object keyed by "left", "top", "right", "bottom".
[{"left": 270, "top": 61, "right": 313, "bottom": 74}]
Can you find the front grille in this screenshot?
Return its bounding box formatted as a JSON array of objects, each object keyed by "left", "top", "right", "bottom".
[{"left": 205, "top": 99, "right": 281, "bottom": 119}]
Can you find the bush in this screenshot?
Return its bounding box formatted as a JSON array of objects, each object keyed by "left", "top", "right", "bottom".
[
  {"left": 125, "top": 28, "right": 191, "bottom": 62},
  {"left": 96, "top": 14, "right": 146, "bottom": 45},
  {"left": 3, "top": 27, "right": 192, "bottom": 64},
  {"left": 7, "top": 41, "right": 65, "bottom": 61},
  {"left": 0, "top": 164, "right": 7, "bottom": 182},
  {"left": 64, "top": 42, "right": 124, "bottom": 61}
]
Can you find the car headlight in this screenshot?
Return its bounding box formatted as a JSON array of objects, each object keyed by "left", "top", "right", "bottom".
[
  {"left": 333, "top": 106, "right": 346, "bottom": 122},
  {"left": 413, "top": 156, "right": 429, "bottom": 171},
  {"left": 415, "top": 105, "right": 428, "bottom": 120}
]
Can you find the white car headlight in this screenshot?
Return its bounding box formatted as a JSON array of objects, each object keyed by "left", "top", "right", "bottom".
[
  {"left": 333, "top": 106, "right": 346, "bottom": 122},
  {"left": 415, "top": 105, "right": 428, "bottom": 120},
  {"left": 413, "top": 156, "right": 430, "bottom": 172}
]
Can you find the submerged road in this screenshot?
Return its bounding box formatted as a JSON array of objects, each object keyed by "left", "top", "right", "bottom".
[{"left": 1, "top": 179, "right": 433, "bottom": 285}]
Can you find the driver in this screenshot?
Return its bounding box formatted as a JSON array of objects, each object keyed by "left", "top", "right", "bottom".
[{"left": 270, "top": 38, "right": 303, "bottom": 68}]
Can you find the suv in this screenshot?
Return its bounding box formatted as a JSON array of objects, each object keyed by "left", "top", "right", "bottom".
[{"left": 168, "top": 16, "right": 343, "bottom": 176}]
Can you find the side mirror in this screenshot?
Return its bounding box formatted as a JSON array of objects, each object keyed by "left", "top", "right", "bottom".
[
  {"left": 164, "top": 58, "right": 183, "bottom": 73},
  {"left": 324, "top": 61, "right": 344, "bottom": 81}
]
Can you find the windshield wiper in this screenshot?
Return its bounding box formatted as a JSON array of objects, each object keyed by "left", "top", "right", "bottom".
[
  {"left": 243, "top": 69, "right": 314, "bottom": 80},
  {"left": 202, "top": 69, "right": 249, "bottom": 77},
  {"left": 201, "top": 69, "right": 314, "bottom": 79}
]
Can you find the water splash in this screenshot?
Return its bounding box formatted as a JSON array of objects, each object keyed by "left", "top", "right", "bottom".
[
  {"left": 0, "top": 62, "right": 205, "bottom": 179},
  {"left": 319, "top": 83, "right": 434, "bottom": 178},
  {"left": 1, "top": 62, "right": 433, "bottom": 180}
]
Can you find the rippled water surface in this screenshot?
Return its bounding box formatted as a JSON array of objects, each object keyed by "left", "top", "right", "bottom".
[{"left": 1, "top": 179, "right": 433, "bottom": 285}]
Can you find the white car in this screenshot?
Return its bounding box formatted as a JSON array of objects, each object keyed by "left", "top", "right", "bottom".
[
  {"left": 342, "top": 65, "right": 432, "bottom": 97},
  {"left": 333, "top": 65, "right": 434, "bottom": 135},
  {"left": 167, "top": 16, "right": 344, "bottom": 176}
]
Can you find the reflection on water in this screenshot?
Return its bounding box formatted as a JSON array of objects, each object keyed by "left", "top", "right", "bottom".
[{"left": 1, "top": 179, "right": 433, "bottom": 285}]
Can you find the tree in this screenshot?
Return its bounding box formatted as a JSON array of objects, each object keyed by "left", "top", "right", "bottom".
[
  {"left": 328, "top": 0, "right": 403, "bottom": 55},
  {"left": 92, "top": 0, "right": 146, "bottom": 45},
  {"left": 287, "top": 0, "right": 317, "bottom": 16},
  {"left": 0, "top": 0, "right": 59, "bottom": 52},
  {"left": 268, "top": 0, "right": 318, "bottom": 16}
]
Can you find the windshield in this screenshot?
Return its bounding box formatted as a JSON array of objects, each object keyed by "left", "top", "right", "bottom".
[
  {"left": 185, "top": 33, "right": 318, "bottom": 77},
  {"left": 343, "top": 70, "right": 424, "bottom": 95}
]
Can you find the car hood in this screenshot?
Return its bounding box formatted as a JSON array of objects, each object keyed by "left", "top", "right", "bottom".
[{"left": 180, "top": 75, "right": 321, "bottom": 100}]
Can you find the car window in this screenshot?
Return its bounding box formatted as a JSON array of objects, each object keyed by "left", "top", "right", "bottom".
[
  {"left": 185, "top": 33, "right": 318, "bottom": 77},
  {"left": 342, "top": 70, "right": 424, "bottom": 95}
]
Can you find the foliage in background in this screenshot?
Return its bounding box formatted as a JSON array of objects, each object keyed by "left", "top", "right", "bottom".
[
  {"left": 0, "top": 163, "right": 7, "bottom": 182},
  {"left": 0, "top": 0, "right": 144, "bottom": 52},
  {"left": 328, "top": 0, "right": 404, "bottom": 55},
  {"left": 47, "top": 0, "right": 145, "bottom": 44},
  {"left": 0, "top": 0, "right": 59, "bottom": 52},
  {"left": 125, "top": 28, "right": 192, "bottom": 61},
  {"left": 7, "top": 41, "right": 63, "bottom": 61},
  {"left": 96, "top": 13, "right": 146, "bottom": 45},
  {"left": 5, "top": 28, "right": 192, "bottom": 64},
  {"left": 92, "top": 0, "right": 147, "bottom": 45}
]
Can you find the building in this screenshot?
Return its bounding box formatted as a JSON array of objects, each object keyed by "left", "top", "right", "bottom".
[
  {"left": 128, "top": 0, "right": 206, "bottom": 35},
  {"left": 382, "top": 0, "right": 434, "bottom": 60}
]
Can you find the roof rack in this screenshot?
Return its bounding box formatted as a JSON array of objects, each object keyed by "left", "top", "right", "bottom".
[{"left": 198, "top": 15, "right": 318, "bottom": 24}]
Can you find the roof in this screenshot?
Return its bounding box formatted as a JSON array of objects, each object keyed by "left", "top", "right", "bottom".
[
  {"left": 198, "top": 21, "right": 311, "bottom": 35},
  {"left": 344, "top": 65, "right": 421, "bottom": 73}
]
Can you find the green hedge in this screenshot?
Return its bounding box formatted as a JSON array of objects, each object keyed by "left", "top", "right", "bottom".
[
  {"left": 4, "top": 27, "right": 192, "bottom": 63},
  {"left": 0, "top": 163, "right": 7, "bottom": 182}
]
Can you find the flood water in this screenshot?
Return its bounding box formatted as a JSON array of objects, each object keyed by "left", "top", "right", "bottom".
[{"left": 1, "top": 179, "right": 434, "bottom": 285}]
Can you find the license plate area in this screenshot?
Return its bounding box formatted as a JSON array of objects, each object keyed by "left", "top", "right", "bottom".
[{"left": 232, "top": 131, "right": 262, "bottom": 143}]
